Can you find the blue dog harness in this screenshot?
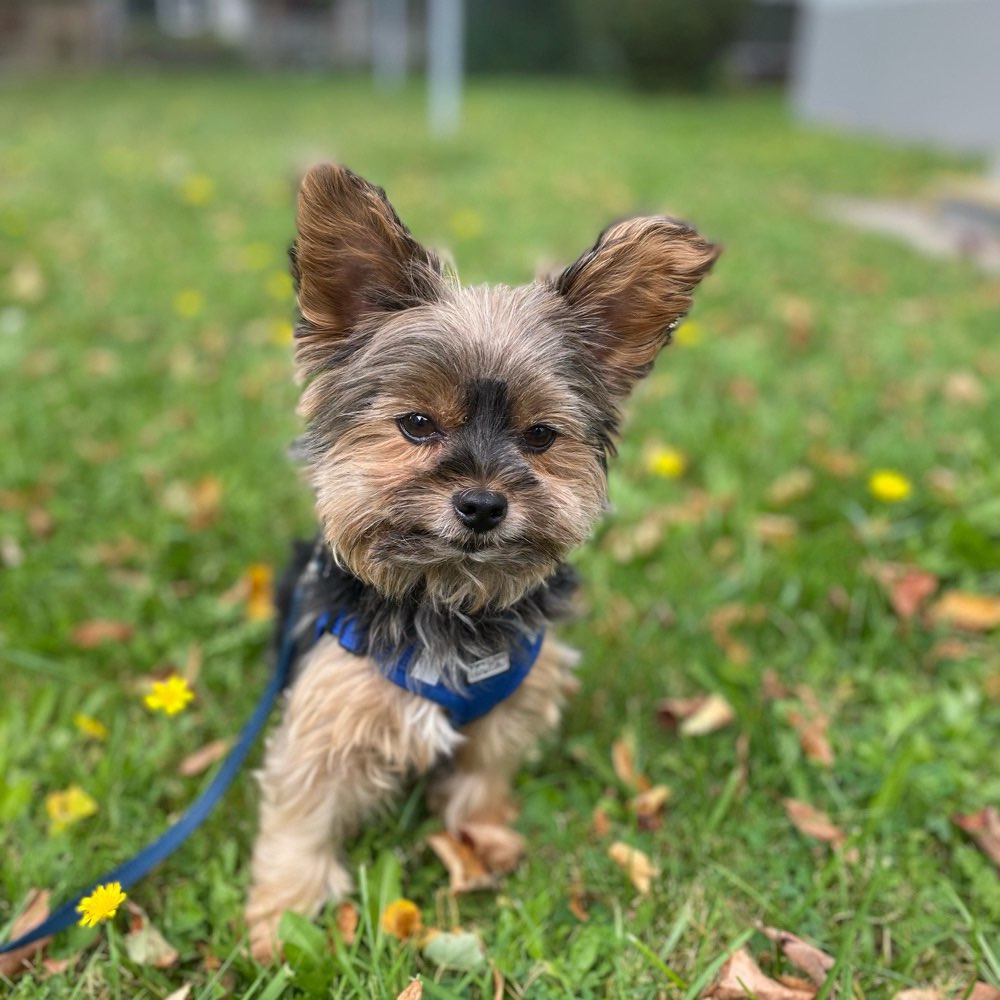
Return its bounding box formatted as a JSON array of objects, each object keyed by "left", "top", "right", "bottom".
[{"left": 313, "top": 607, "right": 545, "bottom": 728}]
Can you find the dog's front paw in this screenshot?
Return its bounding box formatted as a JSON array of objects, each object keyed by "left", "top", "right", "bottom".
[{"left": 246, "top": 904, "right": 284, "bottom": 964}]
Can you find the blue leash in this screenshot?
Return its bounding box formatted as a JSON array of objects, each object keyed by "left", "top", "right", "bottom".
[{"left": 0, "top": 589, "right": 301, "bottom": 956}]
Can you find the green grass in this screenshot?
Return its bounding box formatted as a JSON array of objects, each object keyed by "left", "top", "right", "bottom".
[{"left": 2, "top": 74, "right": 999, "bottom": 998}]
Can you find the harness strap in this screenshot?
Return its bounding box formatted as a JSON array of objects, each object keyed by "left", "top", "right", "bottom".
[
  {"left": 0, "top": 588, "right": 302, "bottom": 956},
  {"left": 315, "top": 608, "right": 544, "bottom": 729}
]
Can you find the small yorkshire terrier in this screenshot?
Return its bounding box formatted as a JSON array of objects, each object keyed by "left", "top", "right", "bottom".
[{"left": 245, "top": 164, "right": 718, "bottom": 960}]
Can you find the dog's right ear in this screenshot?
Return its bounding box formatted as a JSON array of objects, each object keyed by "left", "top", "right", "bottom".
[{"left": 292, "top": 164, "right": 442, "bottom": 377}]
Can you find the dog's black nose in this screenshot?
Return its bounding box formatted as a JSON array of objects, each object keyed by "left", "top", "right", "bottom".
[{"left": 452, "top": 489, "right": 508, "bottom": 533}]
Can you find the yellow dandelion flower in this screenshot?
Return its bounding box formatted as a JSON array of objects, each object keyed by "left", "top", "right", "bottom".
[
  {"left": 646, "top": 445, "right": 687, "bottom": 478},
  {"left": 72, "top": 712, "right": 108, "bottom": 741},
  {"left": 673, "top": 320, "right": 702, "bottom": 346},
  {"left": 449, "top": 208, "right": 483, "bottom": 240},
  {"left": 868, "top": 469, "right": 912, "bottom": 503},
  {"left": 179, "top": 173, "right": 214, "bottom": 206},
  {"left": 46, "top": 785, "right": 98, "bottom": 834},
  {"left": 379, "top": 898, "right": 422, "bottom": 939},
  {"left": 265, "top": 270, "right": 293, "bottom": 302},
  {"left": 144, "top": 674, "right": 195, "bottom": 716},
  {"left": 173, "top": 289, "right": 204, "bottom": 319},
  {"left": 269, "top": 318, "right": 294, "bottom": 344},
  {"left": 240, "top": 242, "right": 272, "bottom": 271},
  {"left": 77, "top": 882, "right": 126, "bottom": 928}
]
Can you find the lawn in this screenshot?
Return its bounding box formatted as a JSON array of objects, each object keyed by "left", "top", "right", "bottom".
[{"left": 1, "top": 74, "right": 998, "bottom": 999}]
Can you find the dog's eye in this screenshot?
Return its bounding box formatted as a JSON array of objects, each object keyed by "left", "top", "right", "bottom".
[
  {"left": 521, "top": 424, "right": 557, "bottom": 453},
  {"left": 397, "top": 413, "right": 440, "bottom": 443}
]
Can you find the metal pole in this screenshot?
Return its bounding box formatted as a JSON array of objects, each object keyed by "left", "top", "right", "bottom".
[{"left": 427, "top": 0, "right": 463, "bottom": 136}]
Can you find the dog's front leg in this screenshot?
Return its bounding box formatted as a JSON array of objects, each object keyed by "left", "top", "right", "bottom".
[
  {"left": 430, "top": 636, "right": 580, "bottom": 873},
  {"left": 245, "top": 642, "right": 460, "bottom": 962}
]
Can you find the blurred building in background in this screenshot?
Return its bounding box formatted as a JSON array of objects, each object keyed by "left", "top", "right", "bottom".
[{"left": 793, "top": 0, "right": 1000, "bottom": 170}]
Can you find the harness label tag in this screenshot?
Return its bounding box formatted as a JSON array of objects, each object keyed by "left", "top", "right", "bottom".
[
  {"left": 465, "top": 652, "right": 510, "bottom": 683},
  {"left": 410, "top": 653, "right": 443, "bottom": 686}
]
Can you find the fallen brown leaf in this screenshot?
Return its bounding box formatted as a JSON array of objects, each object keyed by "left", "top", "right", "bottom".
[
  {"left": 70, "top": 618, "right": 133, "bottom": 648},
  {"left": 0, "top": 888, "right": 50, "bottom": 978},
  {"left": 767, "top": 468, "right": 815, "bottom": 506},
  {"left": 866, "top": 561, "right": 939, "bottom": 621},
  {"left": 952, "top": 807, "right": 1000, "bottom": 868},
  {"left": 707, "top": 603, "right": 766, "bottom": 666},
  {"left": 783, "top": 798, "right": 845, "bottom": 845},
  {"left": 335, "top": 901, "right": 358, "bottom": 945},
  {"left": 124, "top": 901, "right": 179, "bottom": 969},
  {"left": 591, "top": 805, "right": 610, "bottom": 837},
  {"left": 178, "top": 739, "right": 230, "bottom": 777},
  {"left": 808, "top": 445, "right": 860, "bottom": 478},
  {"left": 656, "top": 693, "right": 735, "bottom": 735},
  {"left": 396, "top": 980, "right": 423, "bottom": 1000},
  {"left": 753, "top": 514, "right": 799, "bottom": 545},
  {"left": 682, "top": 693, "right": 736, "bottom": 736},
  {"left": 631, "top": 785, "right": 672, "bottom": 830},
  {"left": 568, "top": 869, "right": 589, "bottom": 922},
  {"left": 163, "top": 988, "right": 193, "bottom": 1000},
  {"left": 703, "top": 946, "right": 816, "bottom": 999},
  {"left": 612, "top": 737, "right": 650, "bottom": 792},
  {"left": 891, "top": 990, "right": 942, "bottom": 1000},
  {"left": 426, "top": 831, "right": 494, "bottom": 893},
  {"left": 458, "top": 822, "right": 524, "bottom": 874},
  {"left": 786, "top": 708, "right": 834, "bottom": 767},
  {"left": 607, "top": 841, "right": 656, "bottom": 895},
  {"left": 930, "top": 591, "right": 1000, "bottom": 632},
  {"left": 27, "top": 506, "right": 54, "bottom": 538},
  {"left": 760, "top": 926, "right": 834, "bottom": 987}
]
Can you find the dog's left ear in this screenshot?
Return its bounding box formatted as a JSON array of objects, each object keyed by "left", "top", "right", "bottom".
[{"left": 555, "top": 217, "right": 720, "bottom": 393}]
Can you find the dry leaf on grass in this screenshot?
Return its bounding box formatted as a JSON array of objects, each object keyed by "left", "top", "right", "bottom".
[
  {"left": 786, "top": 707, "right": 834, "bottom": 767},
  {"left": 591, "top": 805, "right": 610, "bottom": 837},
  {"left": 952, "top": 807, "right": 1000, "bottom": 867},
  {"left": 612, "top": 737, "right": 650, "bottom": 792},
  {"left": 124, "top": 901, "right": 179, "bottom": 968},
  {"left": 808, "top": 445, "right": 860, "bottom": 478},
  {"left": 930, "top": 592, "right": 1000, "bottom": 632},
  {"left": 703, "top": 947, "right": 816, "bottom": 999},
  {"left": 396, "top": 980, "right": 423, "bottom": 1000},
  {"left": 178, "top": 739, "right": 230, "bottom": 776},
  {"left": 707, "top": 603, "right": 766, "bottom": 665},
  {"left": 657, "top": 693, "right": 735, "bottom": 735},
  {"left": 767, "top": 468, "right": 815, "bottom": 506},
  {"left": 753, "top": 514, "right": 799, "bottom": 545},
  {"left": 0, "top": 888, "right": 50, "bottom": 978},
  {"left": 568, "top": 869, "right": 589, "bottom": 922},
  {"left": 70, "top": 619, "right": 133, "bottom": 648},
  {"left": 783, "top": 798, "right": 845, "bottom": 845},
  {"left": 890, "top": 990, "right": 942, "bottom": 1000},
  {"left": 458, "top": 822, "right": 525, "bottom": 874},
  {"left": 760, "top": 927, "right": 834, "bottom": 986},
  {"left": 866, "top": 561, "right": 939, "bottom": 621},
  {"left": 631, "top": 785, "right": 672, "bottom": 830},
  {"left": 335, "top": 901, "right": 358, "bottom": 945},
  {"left": 163, "top": 988, "right": 193, "bottom": 1000},
  {"left": 607, "top": 841, "right": 656, "bottom": 895},
  {"left": 426, "top": 831, "right": 494, "bottom": 893}
]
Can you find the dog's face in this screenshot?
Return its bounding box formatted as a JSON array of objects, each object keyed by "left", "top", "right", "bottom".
[{"left": 291, "top": 165, "right": 718, "bottom": 610}]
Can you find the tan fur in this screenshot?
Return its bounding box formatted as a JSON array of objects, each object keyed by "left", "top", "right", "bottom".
[
  {"left": 245, "top": 635, "right": 576, "bottom": 961},
  {"left": 556, "top": 216, "right": 720, "bottom": 391}
]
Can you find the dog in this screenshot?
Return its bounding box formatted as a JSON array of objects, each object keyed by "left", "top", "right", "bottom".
[{"left": 244, "top": 163, "right": 719, "bottom": 960}]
